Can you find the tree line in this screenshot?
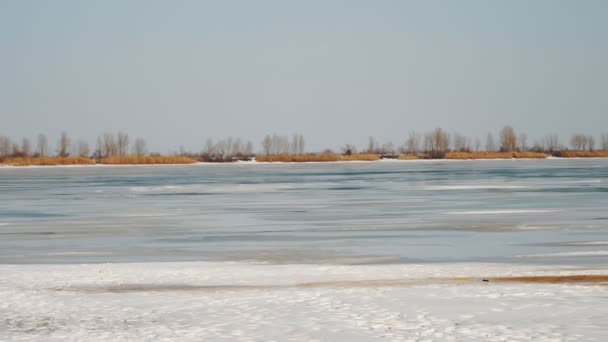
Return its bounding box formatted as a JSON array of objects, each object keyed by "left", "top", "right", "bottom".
[
  {"left": 0, "top": 132, "right": 147, "bottom": 160},
  {"left": 360, "top": 127, "right": 608, "bottom": 158},
  {"left": 1, "top": 127, "right": 608, "bottom": 161}
]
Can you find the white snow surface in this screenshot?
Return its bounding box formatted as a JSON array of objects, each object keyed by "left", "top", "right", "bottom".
[{"left": 1, "top": 262, "right": 607, "bottom": 342}]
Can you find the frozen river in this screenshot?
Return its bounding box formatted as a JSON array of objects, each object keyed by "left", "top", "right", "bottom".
[{"left": 1, "top": 159, "right": 607, "bottom": 265}]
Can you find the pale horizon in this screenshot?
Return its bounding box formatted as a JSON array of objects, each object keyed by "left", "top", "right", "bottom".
[{"left": 1, "top": 1, "right": 607, "bottom": 153}]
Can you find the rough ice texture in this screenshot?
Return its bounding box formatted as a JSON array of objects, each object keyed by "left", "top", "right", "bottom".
[{"left": 1, "top": 262, "right": 607, "bottom": 341}]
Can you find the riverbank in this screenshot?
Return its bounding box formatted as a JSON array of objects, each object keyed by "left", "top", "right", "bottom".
[
  {"left": 3, "top": 151, "right": 608, "bottom": 166},
  {"left": 0, "top": 156, "right": 198, "bottom": 166},
  {"left": 445, "top": 151, "right": 548, "bottom": 159}
]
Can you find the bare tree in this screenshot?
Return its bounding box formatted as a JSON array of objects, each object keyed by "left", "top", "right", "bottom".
[
  {"left": 570, "top": 134, "right": 586, "bottom": 150},
  {"left": 518, "top": 133, "right": 528, "bottom": 152},
  {"left": 77, "top": 140, "right": 90, "bottom": 157},
  {"left": 588, "top": 135, "right": 595, "bottom": 151},
  {"left": 101, "top": 133, "right": 117, "bottom": 157},
  {"left": 227, "top": 138, "right": 237, "bottom": 156},
  {"left": 204, "top": 138, "right": 216, "bottom": 156},
  {"left": 367, "top": 136, "right": 379, "bottom": 154},
  {"left": 499, "top": 126, "right": 517, "bottom": 152},
  {"left": 381, "top": 142, "right": 395, "bottom": 155},
  {"left": 0, "top": 136, "right": 11, "bottom": 158},
  {"left": 215, "top": 139, "right": 227, "bottom": 157},
  {"left": 425, "top": 127, "right": 450, "bottom": 158},
  {"left": 11, "top": 143, "right": 22, "bottom": 157},
  {"left": 203, "top": 137, "right": 253, "bottom": 159},
  {"left": 406, "top": 131, "right": 420, "bottom": 155},
  {"left": 117, "top": 132, "right": 129, "bottom": 156},
  {"left": 37, "top": 134, "right": 49, "bottom": 157},
  {"left": 262, "top": 135, "right": 272, "bottom": 155},
  {"left": 245, "top": 141, "right": 254, "bottom": 156},
  {"left": 224, "top": 137, "right": 234, "bottom": 156},
  {"left": 275, "top": 136, "right": 281, "bottom": 154},
  {"left": 281, "top": 135, "right": 290, "bottom": 154},
  {"left": 57, "top": 131, "right": 70, "bottom": 157},
  {"left": 453, "top": 133, "right": 469, "bottom": 152},
  {"left": 530, "top": 140, "right": 543, "bottom": 153},
  {"left": 232, "top": 138, "right": 243, "bottom": 156},
  {"left": 544, "top": 134, "right": 560, "bottom": 153},
  {"left": 261, "top": 134, "right": 293, "bottom": 155},
  {"left": 602, "top": 133, "right": 608, "bottom": 151},
  {"left": 289, "top": 134, "right": 306, "bottom": 155},
  {"left": 94, "top": 136, "right": 103, "bottom": 159},
  {"left": 474, "top": 137, "right": 481, "bottom": 152},
  {"left": 21, "top": 138, "right": 31, "bottom": 157},
  {"left": 291, "top": 134, "right": 300, "bottom": 155},
  {"left": 485, "top": 133, "right": 496, "bottom": 152},
  {"left": 297, "top": 134, "right": 305, "bottom": 155},
  {"left": 133, "top": 138, "right": 147, "bottom": 156}
]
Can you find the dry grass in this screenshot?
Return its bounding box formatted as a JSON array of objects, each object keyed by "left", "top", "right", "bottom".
[
  {"left": 339, "top": 154, "right": 380, "bottom": 161},
  {"left": 0, "top": 156, "right": 198, "bottom": 166},
  {"left": 445, "top": 152, "right": 548, "bottom": 160},
  {"left": 510, "top": 152, "right": 549, "bottom": 159},
  {"left": 556, "top": 151, "right": 608, "bottom": 158},
  {"left": 99, "top": 156, "right": 198, "bottom": 164},
  {"left": 0, "top": 157, "right": 96, "bottom": 166},
  {"left": 256, "top": 153, "right": 381, "bottom": 162},
  {"left": 397, "top": 155, "right": 420, "bottom": 160},
  {"left": 255, "top": 154, "right": 340, "bottom": 162}
]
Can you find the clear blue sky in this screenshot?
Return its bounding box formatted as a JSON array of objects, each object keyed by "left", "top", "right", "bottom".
[{"left": 1, "top": 0, "right": 607, "bottom": 153}]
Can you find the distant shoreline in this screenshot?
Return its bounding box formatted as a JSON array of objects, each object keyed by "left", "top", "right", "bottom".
[
  {"left": 2, "top": 155, "right": 608, "bottom": 168},
  {"left": 3, "top": 128, "right": 608, "bottom": 165}
]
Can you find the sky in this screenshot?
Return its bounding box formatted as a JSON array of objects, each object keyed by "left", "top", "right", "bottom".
[{"left": 1, "top": 0, "right": 607, "bottom": 153}]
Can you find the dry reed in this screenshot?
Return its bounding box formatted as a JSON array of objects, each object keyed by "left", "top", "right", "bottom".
[
  {"left": 556, "top": 151, "right": 608, "bottom": 158},
  {"left": 256, "top": 153, "right": 381, "bottom": 162},
  {"left": 397, "top": 155, "right": 420, "bottom": 160},
  {"left": 255, "top": 154, "right": 340, "bottom": 162},
  {"left": 0, "top": 157, "right": 96, "bottom": 166},
  {"left": 99, "top": 156, "right": 198, "bottom": 164},
  {"left": 339, "top": 154, "right": 380, "bottom": 161},
  {"left": 445, "top": 152, "right": 548, "bottom": 160}
]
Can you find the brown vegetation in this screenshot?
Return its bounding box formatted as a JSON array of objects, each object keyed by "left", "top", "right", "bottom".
[
  {"left": 339, "top": 153, "right": 380, "bottom": 161},
  {"left": 445, "top": 152, "right": 548, "bottom": 160},
  {"left": 1, "top": 157, "right": 96, "bottom": 166},
  {"left": 397, "top": 155, "right": 420, "bottom": 160},
  {"left": 99, "top": 156, "right": 198, "bottom": 164},
  {"left": 555, "top": 151, "right": 608, "bottom": 158},
  {"left": 256, "top": 153, "right": 339, "bottom": 162},
  {"left": 0, "top": 156, "right": 197, "bottom": 166},
  {"left": 2, "top": 128, "right": 608, "bottom": 166},
  {"left": 255, "top": 153, "right": 381, "bottom": 162}
]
